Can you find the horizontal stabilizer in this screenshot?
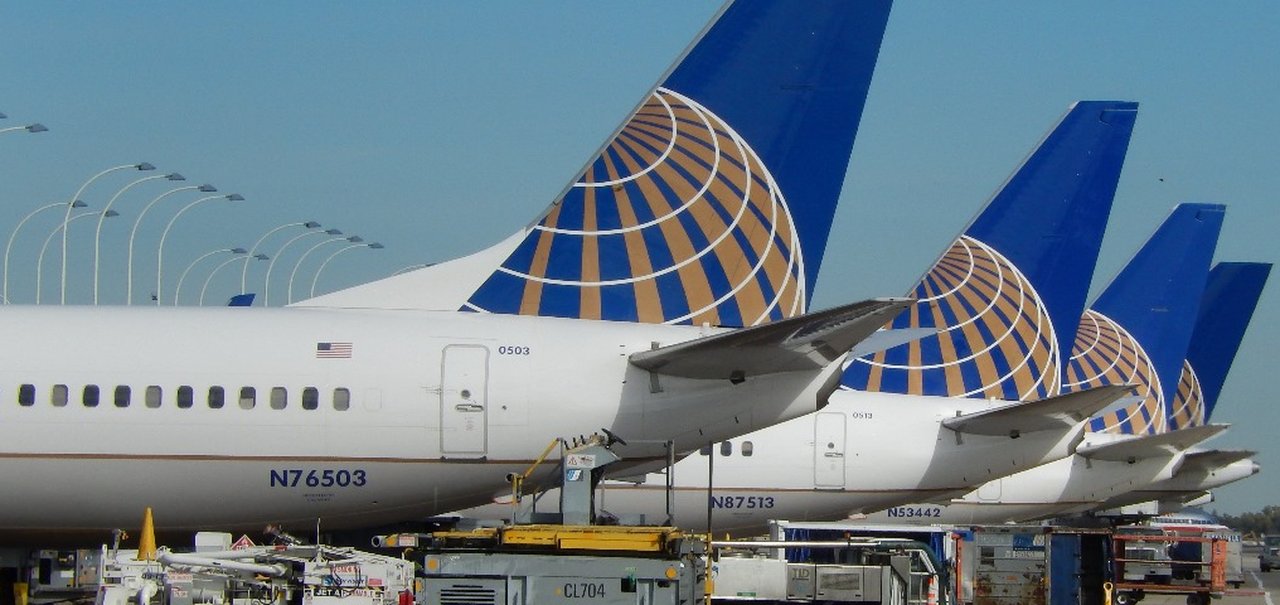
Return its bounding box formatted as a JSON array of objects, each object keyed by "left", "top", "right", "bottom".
[
  {"left": 1078, "top": 424, "right": 1228, "bottom": 462},
  {"left": 1177, "top": 449, "right": 1257, "bottom": 474},
  {"left": 848, "top": 328, "right": 936, "bottom": 359},
  {"left": 942, "top": 384, "right": 1133, "bottom": 436},
  {"left": 630, "top": 298, "right": 913, "bottom": 379}
]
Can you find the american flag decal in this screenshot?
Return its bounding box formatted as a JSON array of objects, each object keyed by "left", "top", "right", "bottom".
[{"left": 316, "top": 342, "right": 353, "bottom": 359}]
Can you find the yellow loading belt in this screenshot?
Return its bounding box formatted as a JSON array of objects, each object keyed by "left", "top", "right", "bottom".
[{"left": 500, "top": 525, "right": 684, "bottom": 552}]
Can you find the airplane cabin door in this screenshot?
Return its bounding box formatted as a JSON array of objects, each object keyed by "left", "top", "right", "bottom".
[
  {"left": 440, "top": 345, "right": 489, "bottom": 458},
  {"left": 814, "top": 412, "right": 847, "bottom": 489}
]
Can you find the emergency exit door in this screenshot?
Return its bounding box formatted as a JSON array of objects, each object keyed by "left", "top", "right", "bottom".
[
  {"left": 440, "top": 345, "right": 489, "bottom": 457},
  {"left": 814, "top": 412, "right": 846, "bottom": 489}
]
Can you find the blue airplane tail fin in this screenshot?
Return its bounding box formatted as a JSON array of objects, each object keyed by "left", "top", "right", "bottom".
[
  {"left": 457, "top": 0, "right": 893, "bottom": 326},
  {"left": 1169, "top": 262, "right": 1271, "bottom": 426},
  {"left": 1071, "top": 203, "right": 1225, "bottom": 435},
  {"left": 844, "top": 101, "right": 1137, "bottom": 401}
]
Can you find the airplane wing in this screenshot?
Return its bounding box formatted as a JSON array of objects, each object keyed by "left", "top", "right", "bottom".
[
  {"left": 1175, "top": 449, "right": 1257, "bottom": 474},
  {"left": 941, "top": 384, "right": 1133, "bottom": 436},
  {"left": 629, "top": 298, "right": 914, "bottom": 380},
  {"left": 1077, "top": 424, "right": 1229, "bottom": 462}
]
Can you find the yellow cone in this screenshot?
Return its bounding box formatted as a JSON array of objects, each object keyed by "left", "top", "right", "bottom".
[{"left": 136, "top": 507, "right": 157, "bottom": 561}]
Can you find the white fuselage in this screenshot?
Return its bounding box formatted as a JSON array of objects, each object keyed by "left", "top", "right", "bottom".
[
  {"left": 460, "top": 388, "right": 1085, "bottom": 533},
  {"left": 856, "top": 432, "right": 1194, "bottom": 525},
  {"left": 1095, "top": 457, "right": 1259, "bottom": 511},
  {"left": 0, "top": 305, "right": 835, "bottom": 533}
]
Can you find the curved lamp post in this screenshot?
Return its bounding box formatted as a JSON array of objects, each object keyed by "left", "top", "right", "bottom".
[
  {"left": 263, "top": 229, "right": 341, "bottom": 306},
  {"left": 0, "top": 123, "right": 47, "bottom": 136},
  {"left": 155, "top": 193, "right": 244, "bottom": 305},
  {"left": 39, "top": 210, "right": 117, "bottom": 304},
  {"left": 61, "top": 163, "right": 154, "bottom": 304},
  {"left": 126, "top": 184, "right": 216, "bottom": 304},
  {"left": 240, "top": 220, "right": 321, "bottom": 295},
  {"left": 310, "top": 242, "right": 384, "bottom": 298},
  {"left": 287, "top": 236, "right": 362, "bottom": 304},
  {"left": 174, "top": 247, "right": 246, "bottom": 305},
  {"left": 4, "top": 200, "right": 86, "bottom": 304},
  {"left": 93, "top": 172, "right": 186, "bottom": 304},
  {"left": 203, "top": 253, "right": 265, "bottom": 306}
]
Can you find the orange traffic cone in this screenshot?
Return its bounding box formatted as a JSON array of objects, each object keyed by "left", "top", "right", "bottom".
[{"left": 136, "top": 507, "right": 157, "bottom": 561}]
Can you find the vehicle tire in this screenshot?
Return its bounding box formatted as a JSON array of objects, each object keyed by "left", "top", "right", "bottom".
[
  {"left": 1186, "top": 592, "right": 1208, "bottom": 605},
  {"left": 1115, "top": 592, "right": 1135, "bottom": 605}
]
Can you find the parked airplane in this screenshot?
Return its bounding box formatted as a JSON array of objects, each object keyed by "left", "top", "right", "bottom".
[
  {"left": 0, "top": 0, "right": 899, "bottom": 534},
  {"left": 857, "top": 203, "right": 1231, "bottom": 525},
  {"left": 1091, "top": 262, "right": 1270, "bottom": 513},
  {"left": 459, "top": 100, "right": 1141, "bottom": 532}
]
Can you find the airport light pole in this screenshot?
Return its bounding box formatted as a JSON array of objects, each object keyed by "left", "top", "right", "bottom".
[
  {"left": 240, "top": 220, "right": 321, "bottom": 296},
  {"left": 0, "top": 123, "right": 48, "bottom": 136},
  {"left": 126, "top": 184, "right": 216, "bottom": 305},
  {"left": 155, "top": 194, "right": 244, "bottom": 305},
  {"left": 93, "top": 172, "right": 186, "bottom": 304},
  {"left": 38, "top": 210, "right": 117, "bottom": 304},
  {"left": 174, "top": 247, "right": 245, "bottom": 305},
  {"left": 310, "top": 242, "right": 384, "bottom": 298},
  {"left": 61, "top": 163, "right": 154, "bottom": 304},
  {"left": 286, "top": 235, "right": 362, "bottom": 304},
  {"left": 203, "top": 254, "right": 265, "bottom": 306},
  {"left": 263, "top": 229, "right": 341, "bottom": 306},
  {"left": 4, "top": 200, "right": 85, "bottom": 304}
]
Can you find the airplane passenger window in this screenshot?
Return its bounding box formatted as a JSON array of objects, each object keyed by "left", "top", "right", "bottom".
[
  {"left": 177, "top": 386, "right": 193, "bottom": 409},
  {"left": 18, "top": 384, "right": 35, "bottom": 406},
  {"left": 741, "top": 441, "right": 754, "bottom": 457},
  {"left": 699, "top": 445, "right": 711, "bottom": 456},
  {"left": 52, "top": 384, "right": 68, "bottom": 407},
  {"left": 302, "top": 387, "right": 318, "bottom": 410},
  {"left": 720, "top": 441, "right": 733, "bottom": 457},
  {"left": 333, "top": 388, "right": 351, "bottom": 411},
  {"left": 145, "top": 386, "right": 162, "bottom": 408},
  {"left": 83, "top": 385, "right": 100, "bottom": 407},
  {"left": 208, "top": 386, "right": 225, "bottom": 409},
  {"left": 239, "top": 387, "right": 256, "bottom": 410},
  {"left": 270, "top": 387, "right": 287, "bottom": 410},
  {"left": 114, "top": 386, "right": 131, "bottom": 408}
]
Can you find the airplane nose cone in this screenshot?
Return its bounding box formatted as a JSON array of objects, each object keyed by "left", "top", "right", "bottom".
[{"left": 1252, "top": 462, "right": 1261, "bottom": 475}]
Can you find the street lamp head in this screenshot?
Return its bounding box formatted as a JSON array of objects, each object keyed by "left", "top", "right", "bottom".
[
  {"left": 165, "top": 173, "right": 186, "bottom": 181},
  {"left": 225, "top": 193, "right": 245, "bottom": 202},
  {"left": 230, "top": 248, "right": 248, "bottom": 254},
  {"left": 197, "top": 184, "right": 217, "bottom": 193},
  {"left": 70, "top": 199, "right": 88, "bottom": 209},
  {"left": 136, "top": 163, "right": 156, "bottom": 171},
  {"left": 103, "top": 210, "right": 120, "bottom": 218},
  {"left": 367, "top": 242, "right": 385, "bottom": 249},
  {"left": 303, "top": 221, "right": 322, "bottom": 229},
  {"left": 253, "top": 254, "right": 270, "bottom": 261},
  {"left": 346, "top": 236, "right": 364, "bottom": 243},
  {"left": 323, "top": 229, "right": 342, "bottom": 235},
  {"left": 26, "top": 123, "right": 48, "bottom": 133}
]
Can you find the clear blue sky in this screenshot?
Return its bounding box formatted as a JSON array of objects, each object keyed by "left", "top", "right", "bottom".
[{"left": 1, "top": 3, "right": 1276, "bottom": 514}]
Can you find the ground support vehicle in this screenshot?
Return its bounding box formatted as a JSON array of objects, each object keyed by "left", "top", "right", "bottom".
[
  {"left": 1110, "top": 532, "right": 1258, "bottom": 605},
  {"left": 1259, "top": 535, "right": 1280, "bottom": 572}
]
